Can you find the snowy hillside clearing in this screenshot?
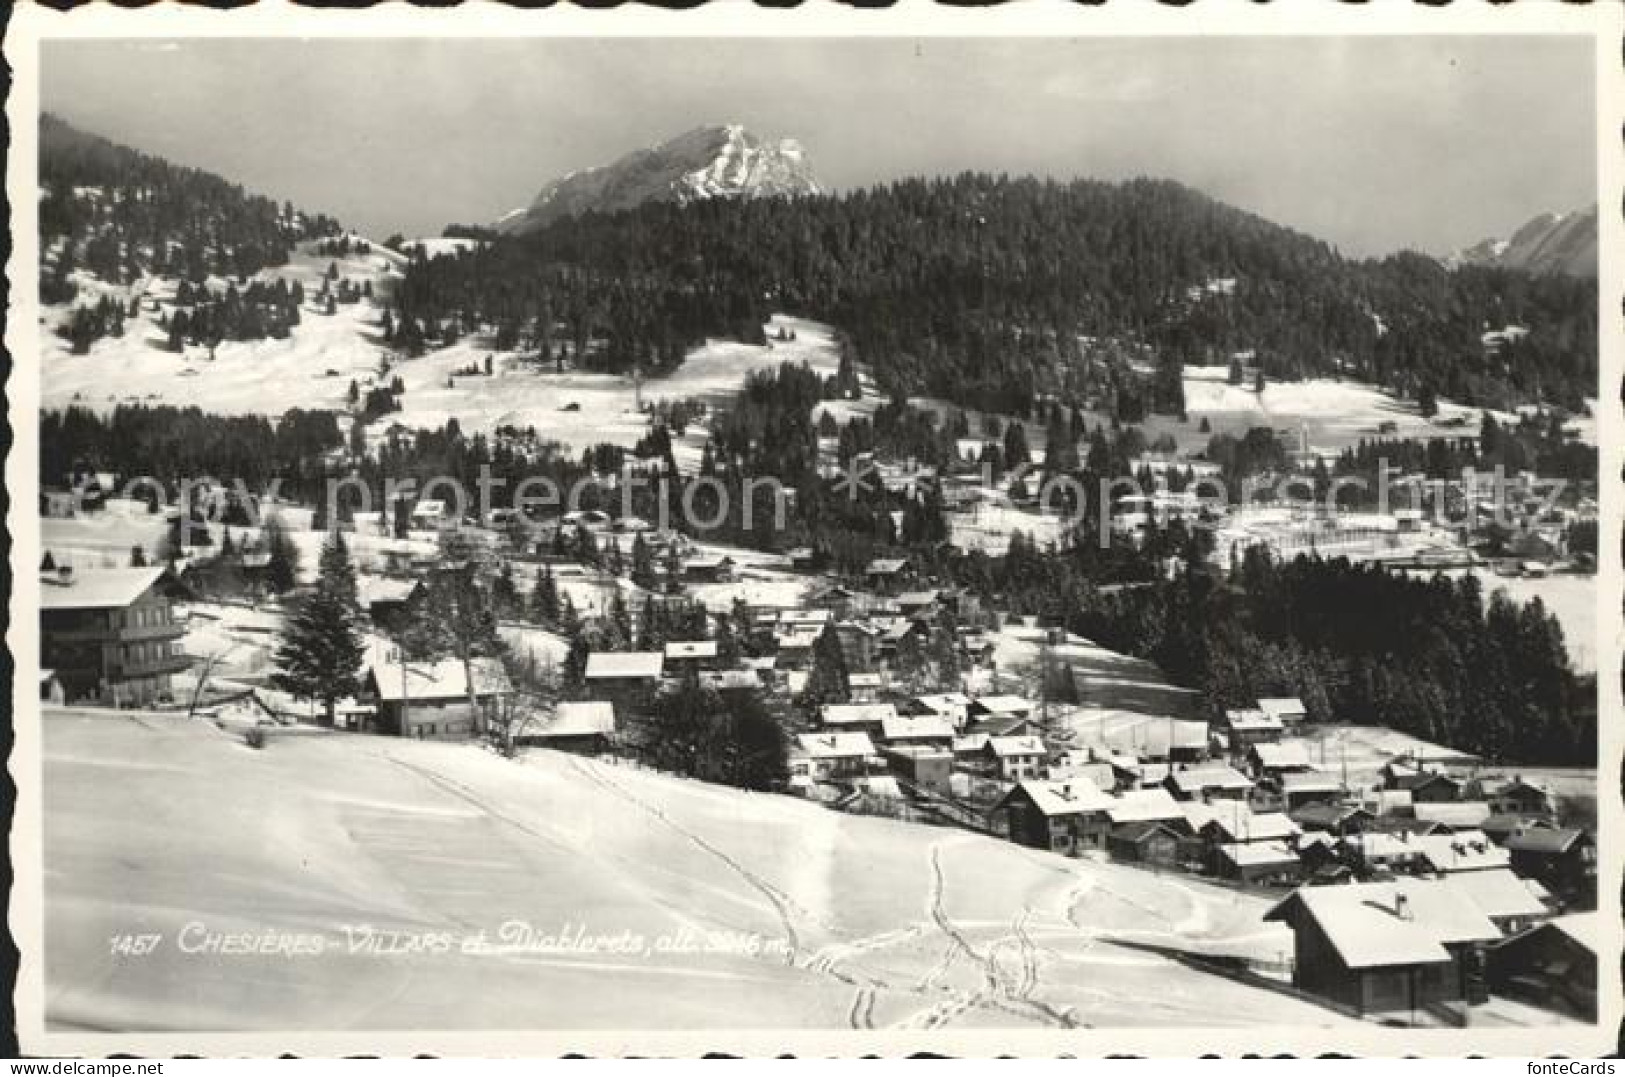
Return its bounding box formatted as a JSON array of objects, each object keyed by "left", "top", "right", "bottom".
[{"left": 43, "top": 709, "right": 1345, "bottom": 1033}]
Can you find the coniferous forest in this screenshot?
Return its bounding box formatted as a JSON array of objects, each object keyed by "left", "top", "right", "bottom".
[
  {"left": 39, "top": 113, "right": 342, "bottom": 303},
  {"left": 399, "top": 174, "right": 1596, "bottom": 416}
]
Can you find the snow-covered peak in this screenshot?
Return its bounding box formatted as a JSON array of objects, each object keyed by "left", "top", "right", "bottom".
[{"left": 494, "top": 125, "right": 822, "bottom": 234}]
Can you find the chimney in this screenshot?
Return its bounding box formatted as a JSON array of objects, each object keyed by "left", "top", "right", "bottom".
[{"left": 1394, "top": 893, "right": 1412, "bottom": 921}]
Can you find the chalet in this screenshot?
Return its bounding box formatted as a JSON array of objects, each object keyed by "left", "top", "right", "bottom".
[
  {"left": 965, "top": 712, "right": 1037, "bottom": 739},
  {"left": 39, "top": 670, "right": 66, "bottom": 705},
  {"left": 1414, "top": 830, "right": 1510, "bottom": 874},
  {"left": 1364, "top": 788, "right": 1415, "bottom": 818},
  {"left": 1406, "top": 772, "right": 1463, "bottom": 804},
  {"left": 1503, "top": 828, "right": 1595, "bottom": 907},
  {"left": 969, "top": 695, "right": 1035, "bottom": 723},
  {"left": 357, "top": 576, "right": 422, "bottom": 629},
  {"left": 1256, "top": 697, "right": 1308, "bottom": 728},
  {"left": 784, "top": 547, "right": 817, "bottom": 572},
  {"left": 773, "top": 625, "right": 822, "bottom": 668},
  {"left": 1112, "top": 760, "right": 1173, "bottom": 791},
  {"left": 1164, "top": 764, "right": 1253, "bottom": 802},
  {"left": 895, "top": 590, "right": 941, "bottom": 618},
  {"left": 40, "top": 567, "right": 189, "bottom": 706},
  {"left": 996, "top": 778, "right": 1114, "bottom": 855},
  {"left": 952, "top": 733, "right": 991, "bottom": 766},
  {"left": 365, "top": 650, "right": 511, "bottom": 739},
  {"left": 1107, "top": 821, "right": 1186, "bottom": 868},
  {"left": 1213, "top": 841, "right": 1302, "bottom": 885},
  {"left": 1109, "top": 719, "right": 1210, "bottom": 764},
  {"left": 697, "top": 669, "right": 763, "bottom": 695},
  {"left": 1246, "top": 742, "right": 1314, "bottom": 781},
  {"left": 1289, "top": 802, "right": 1375, "bottom": 836},
  {"left": 1481, "top": 813, "right": 1551, "bottom": 845},
  {"left": 1411, "top": 801, "right": 1493, "bottom": 831},
  {"left": 910, "top": 692, "right": 972, "bottom": 730},
  {"left": 583, "top": 651, "right": 664, "bottom": 714},
  {"left": 819, "top": 702, "right": 897, "bottom": 739},
  {"left": 1442, "top": 869, "right": 1552, "bottom": 935},
  {"left": 1281, "top": 771, "right": 1345, "bottom": 811},
  {"left": 1224, "top": 708, "right": 1284, "bottom": 748},
  {"left": 682, "top": 555, "right": 735, "bottom": 583},
  {"left": 863, "top": 557, "right": 914, "bottom": 593},
  {"left": 877, "top": 618, "right": 927, "bottom": 659},
  {"left": 663, "top": 640, "right": 719, "bottom": 673},
  {"left": 880, "top": 712, "right": 955, "bottom": 750},
  {"left": 1467, "top": 776, "right": 1556, "bottom": 818},
  {"left": 883, "top": 745, "right": 953, "bottom": 796},
  {"left": 792, "top": 732, "right": 879, "bottom": 782},
  {"left": 806, "top": 583, "right": 856, "bottom": 616},
  {"left": 1106, "top": 787, "right": 1187, "bottom": 831},
  {"left": 1200, "top": 808, "right": 1299, "bottom": 848},
  {"left": 984, "top": 735, "right": 1047, "bottom": 781},
  {"left": 1264, "top": 880, "right": 1500, "bottom": 1016},
  {"left": 519, "top": 700, "right": 616, "bottom": 755},
  {"left": 846, "top": 671, "right": 885, "bottom": 702},
  {"left": 1342, "top": 831, "right": 1428, "bottom": 876},
  {"left": 1487, "top": 914, "right": 1598, "bottom": 1021},
  {"left": 1048, "top": 757, "right": 1119, "bottom": 793}
]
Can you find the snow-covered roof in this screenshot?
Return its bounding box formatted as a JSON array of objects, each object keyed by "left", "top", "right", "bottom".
[
  {"left": 881, "top": 713, "right": 955, "bottom": 742},
  {"left": 1003, "top": 778, "right": 1112, "bottom": 817},
  {"left": 987, "top": 735, "right": 1045, "bottom": 758},
  {"left": 698, "top": 669, "right": 761, "bottom": 692},
  {"left": 1106, "top": 788, "right": 1183, "bottom": 824},
  {"left": 358, "top": 576, "right": 419, "bottom": 605},
  {"left": 895, "top": 590, "right": 940, "bottom": 606},
  {"left": 1250, "top": 743, "right": 1312, "bottom": 770},
  {"left": 1412, "top": 801, "right": 1493, "bottom": 828},
  {"left": 795, "top": 732, "right": 877, "bottom": 760},
  {"left": 913, "top": 692, "right": 972, "bottom": 713},
  {"left": 1256, "top": 697, "right": 1307, "bottom": 721},
  {"left": 1217, "top": 841, "right": 1300, "bottom": 869},
  {"left": 539, "top": 701, "right": 616, "bottom": 738},
  {"left": 584, "top": 652, "right": 664, "bottom": 680},
  {"left": 39, "top": 567, "right": 166, "bottom": 611},
  {"left": 821, "top": 702, "right": 898, "bottom": 727},
  {"left": 1265, "top": 880, "right": 1501, "bottom": 970},
  {"left": 1226, "top": 709, "right": 1284, "bottom": 733},
  {"left": 1282, "top": 771, "right": 1343, "bottom": 794},
  {"left": 1442, "top": 868, "right": 1551, "bottom": 922},
  {"left": 664, "top": 640, "right": 718, "bottom": 660},
  {"left": 972, "top": 694, "right": 1034, "bottom": 715},
  {"left": 865, "top": 558, "right": 909, "bottom": 575},
  {"left": 1168, "top": 765, "right": 1253, "bottom": 795},
  {"left": 369, "top": 653, "right": 510, "bottom": 703},
  {"left": 1415, "top": 830, "right": 1511, "bottom": 873},
  {"left": 1204, "top": 808, "right": 1299, "bottom": 844}
]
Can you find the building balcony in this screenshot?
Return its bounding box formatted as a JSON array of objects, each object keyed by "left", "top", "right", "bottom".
[{"left": 112, "top": 654, "right": 193, "bottom": 679}]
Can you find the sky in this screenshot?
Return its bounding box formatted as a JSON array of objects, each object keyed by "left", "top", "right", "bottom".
[{"left": 40, "top": 36, "right": 1597, "bottom": 258}]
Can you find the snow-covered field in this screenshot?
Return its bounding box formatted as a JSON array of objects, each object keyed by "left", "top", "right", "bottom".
[
  {"left": 988, "top": 625, "right": 1202, "bottom": 750},
  {"left": 41, "top": 239, "right": 841, "bottom": 463},
  {"left": 1154, "top": 368, "right": 1503, "bottom": 456},
  {"left": 42, "top": 242, "right": 406, "bottom": 417},
  {"left": 42, "top": 708, "right": 1344, "bottom": 1032}
]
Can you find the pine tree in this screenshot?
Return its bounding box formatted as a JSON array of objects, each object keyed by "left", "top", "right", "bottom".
[
  {"left": 799, "top": 623, "right": 851, "bottom": 713},
  {"left": 263, "top": 515, "right": 300, "bottom": 594},
  {"left": 270, "top": 531, "right": 365, "bottom": 724},
  {"left": 630, "top": 533, "right": 657, "bottom": 590},
  {"left": 531, "top": 563, "right": 561, "bottom": 625}
]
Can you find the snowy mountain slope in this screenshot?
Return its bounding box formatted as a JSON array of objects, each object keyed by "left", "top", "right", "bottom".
[
  {"left": 495, "top": 124, "right": 822, "bottom": 234},
  {"left": 1452, "top": 205, "right": 1597, "bottom": 278},
  {"left": 42, "top": 709, "right": 1343, "bottom": 1033}
]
